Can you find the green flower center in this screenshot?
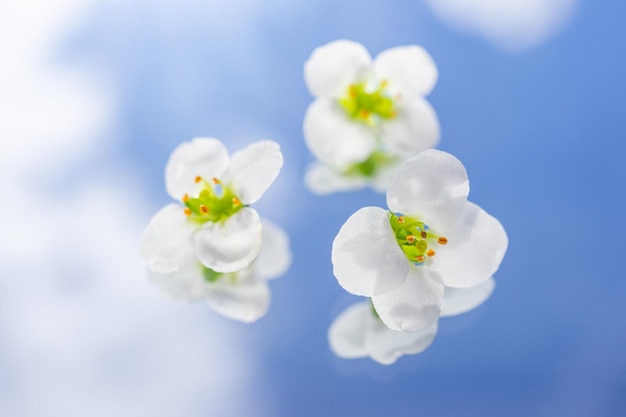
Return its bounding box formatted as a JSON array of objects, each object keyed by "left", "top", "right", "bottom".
[
  {"left": 343, "top": 151, "right": 394, "bottom": 178},
  {"left": 201, "top": 264, "right": 239, "bottom": 284},
  {"left": 339, "top": 80, "right": 396, "bottom": 126},
  {"left": 183, "top": 176, "right": 246, "bottom": 224},
  {"left": 388, "top": 212, "right": 448, "bottom": 265}
]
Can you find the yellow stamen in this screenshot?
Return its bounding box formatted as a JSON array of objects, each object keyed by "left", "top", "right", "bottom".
[
  {"left": 182, "top": 194, "right": 189, "bottom": 203},
  {"left": 427, "top": 249, "right": 436, "bottom": 257},
  {"left": 406, "top": 235, "right": 416, "bottom": 244},
  {"left": 184, "top": 208, "right": 192, "bottom": 216},
  {"left": 212, "top": 177, "right": 221, "bottom": 184},
  {"left": 232, "top": 197, "right": 241, "bottom": 206},
  {"left": 397, "top": 216, "right": 405, "bottom": 224},
  {"left": 438, "top": 237, "right": 448, "bottom": 245},
  {"left": 194, "top": 176, "right": 202, "bottom": 183},
  {"left": 415, "top": 255, "right": 425, "bottom": 263},
  {"left": 199, "top": 205, "right": 209, "bottom": 214},
  {"left": 359, "top": 109, "right": 370, "bottom": 119}
]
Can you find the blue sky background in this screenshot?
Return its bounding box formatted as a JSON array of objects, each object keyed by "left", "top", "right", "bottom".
[{"left": 3, "top": 0, "right": 626, "bottom": 416}]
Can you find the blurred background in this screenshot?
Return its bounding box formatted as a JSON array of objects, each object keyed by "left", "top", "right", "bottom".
[{"left": 1, "top": 0, "right": 625, "bottom": 416}]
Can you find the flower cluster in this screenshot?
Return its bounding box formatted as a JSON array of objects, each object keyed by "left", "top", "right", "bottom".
[
  {"left": 329, "top": 149, "right": 507, "bottom": 363},
  {"left": 303, "top": 40, "right": 440, "bottom": 194},
  {"left": 138, "top": 40, "right": 508, "bottom": 365},
  {"left": 140, "top": 138, "right": 290, "bottom": 322}
]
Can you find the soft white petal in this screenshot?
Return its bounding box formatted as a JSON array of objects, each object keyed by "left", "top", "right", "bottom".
[
  {"left": 149, "top": 262, "right": 210, "bottom": 302},
  {"left": 304, "top": 39, "right": 372, "bottom": 98},
  {"left": 204, "top": 272, "right": 271, "bottom": 323},
  {"left": 193, "top": 208, "right": 262, "bottom": 273},
  {"left": 139, "top": 204, "right": 197, "bottom": 274},
  {"left": 430, "top": 202, "right": 508, "bottom": 288},
  {"left": 332, "top": 207, "right": 410, "bottom": 297},
  {"left": 304, "top": 98, "right": 376, "bottom": 166},
  {"left": 380, "top": 97, "right": 440, "bottom": 158},
  {"left": 328, "top": 302, "right": 370, "bottom": 359},
  {"left": 372, "top": 266, "right": 444, "bottom": 332},
  {"left": 373, "top": 45, "right": 438, "bottom": 97},
  {"left": 441, "top": 278, "right": 496, "bottom": 317},
  {"left": 370, "top": 159, "right": 402, "bottom": 193},
  {"left": 225, "top": 140, "right": 283, "bottom": 205},
  {"left": 366, "top": 319, "right": 438, "bottom": 365},
  {"left": 165, "top": 137, "right": 230, "bottom": 200},
  {"left": 254, "top": 218, "right": 292, "bottom": 280},
  {"left": 304, "top": 162, "right": 369, "bottom": 194},
  {"left": 386, "top": 149, "right": 469, "bottom": 232}
]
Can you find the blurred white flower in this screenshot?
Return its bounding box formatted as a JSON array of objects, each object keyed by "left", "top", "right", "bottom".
[
  {"left": 303, "top": 40, "right": 440, "bottom": 194},
  {"left": 140, "top": 138, "right": 283, "bottom": 274},
  {"left": 332, "top": 149, "right": 507, "bottom": 332},
  {"left": 150, "top": 218, "right": 291, "bottom": 323},
  {"left": 329, "top": 278, "right": 495, "bottom": 365}
]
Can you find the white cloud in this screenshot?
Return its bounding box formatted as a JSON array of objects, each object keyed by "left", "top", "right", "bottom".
[{"left": 423, "top": 0, "right": 577, "bottom": 51}]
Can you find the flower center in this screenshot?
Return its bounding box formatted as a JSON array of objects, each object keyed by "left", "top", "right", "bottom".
[
  {"left": 201, "top": 264, "right": 239, "bottom": 284},
  {"left": 388, "top": 212, "right": 448, "bottom": 265},
  {"left": 182, "top": 176, "right": 245, "bottom": 224},
  {"left": 343, "top": 151, "right": 395, "bottom": 178},
  {"left": 339, "top": 80, "right": 396, "bottom": 126}
]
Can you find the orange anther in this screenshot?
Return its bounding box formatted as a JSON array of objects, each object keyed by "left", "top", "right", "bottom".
[
  {"left": 212, "top": 177, "right": 221, "bottom": 184},
  {"left": 438, "top": 237, "right": 448, "bottom": 245},
  {"left": 415, "top": 255, "right": 425, "bottom": 263},
  {"left": 397, "top": 216, "right": 405, "bottom": 224},
  {"left": 232, "top": 197, "right": 241, "bottom": 206},
  {"left": 194, "top": 176, "right": 202, "bottom": 183},
  {"left": 360, "top": 109, "right": 370, "bottom": 119},
  {"left": 406, "top": 235, "right": 416, "bottom": 244},
  {"left": 199, "top": 205, "right": 209, "bottom": 214},
  {"left": 184, "top": 208, "right": 192, "bottom": 216},
  {"left": 426, "top": 249, "right": 436, "bottom": 257},
  {"left": 182, "top": 194, "right": 189, "bottom": 203}
]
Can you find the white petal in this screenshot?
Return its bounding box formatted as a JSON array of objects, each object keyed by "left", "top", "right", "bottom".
[
  {"left": 253, "top": 217, "right": 292, "bottom": 280},
  {"left": 304, "top": 162, "right": 369, "bottom": 194},
  {"left": 165, "top": 137, "right": 229, "bottom": 200},
  {"left": 149, "top": 262, "right": 211, "bottom": 302},
  {"left": 193, "top": 208, "right": 262, "bottom": 273},
  {"left": 304, "top": 99, "right": 376, "bottom": 166},
  {"left": 430, "top": 202, "right": 508, "bottom": 288},
  {"left": 332, "top": 207, "right": 410, "bottom": 297},
  {"left": 386, "top": 149, "right": 469, "bottom": 232},
  {"left": 380, "top": 97, "right": 440, "bottom": 159},
  {"left": 366, "top": 319, "right": 438, "bottom": 365},
  {"left": 372, "top": 266, "right": 444, "bottom": 332},
  {"left": 441, "top": 278, "right": 495, "bottom": 317},
  {"left": 370, "top": 159, "right": 402, "bottom": 193},
  {"left": 373, "top": 45, "right": 438, "bottom": 97},
  {"left": 225, "top": 140, "right": 283, "bottom": 205},
  {"left": 304, "top": 39, "right": 372, "bottom": 98},
  {"left": 139, "top": 204, "right": 197, "bottom": 274},
  {"left": 204, "top": 273, "right": 271, "bottom": 323},
  {"left": 328, "top": 302, "right": 370, "bottom": 359}
]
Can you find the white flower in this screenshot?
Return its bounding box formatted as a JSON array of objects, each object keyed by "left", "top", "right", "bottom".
[
  {"left": 303, "top": 39, "right": 440, "bottom": 193},
  {"left": 331, "top": 149, "right": 507, "bottom": 332},
  {"left": 149, "top": 218, "right": 291, "bottom": 323},
  {"left": 328, "top": 278, "right": 495, "bottom": 365},
  {"left": 140, "top": 138, "right": 283, "bottom": 274}
]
